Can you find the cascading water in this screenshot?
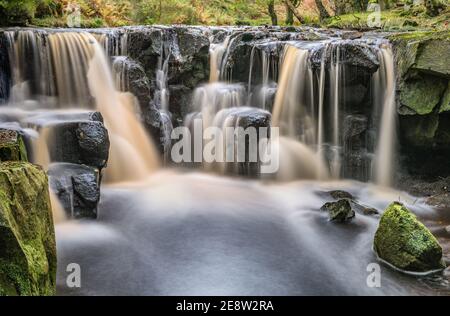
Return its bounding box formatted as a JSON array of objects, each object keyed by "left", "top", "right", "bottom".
[
  {"left": 373, "top": 45, "right": 397, "bottom": 187},
  {"left": 1, "top": 27, "right": 444, "bottom": 296},
  {"left": 209, "top": 34, "right": 232, "bottom": 82},
  {"left": 271, "top": 45, "right": 328, "bottom": 180},
  {"left": 2, "top": 30, "right": 160, "bottom": 183}
]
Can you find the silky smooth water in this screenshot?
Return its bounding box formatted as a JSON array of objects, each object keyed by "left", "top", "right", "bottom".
[{"left": 55, "top": 172, "right": 450, "bottom": 295}]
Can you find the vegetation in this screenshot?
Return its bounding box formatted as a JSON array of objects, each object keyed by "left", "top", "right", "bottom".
[{"left": 0, "top": 0, "right": 448, "bottom": 29}]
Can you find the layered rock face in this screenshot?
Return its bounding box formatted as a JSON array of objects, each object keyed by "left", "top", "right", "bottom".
[
  {"left": 0, "top": 160, "right": 56, "bottom": 295},
  {"left": 390, "top": 31, "right": 450, "bottom": 179}
]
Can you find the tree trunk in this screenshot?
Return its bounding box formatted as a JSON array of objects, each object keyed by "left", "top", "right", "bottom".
[
  {"left": 285, "top": 3, "right": 294, "bottom": 25},
  {"left": 315, "top": 0, "right": 330, "bottom": 21},
  {"left": 268, "top": 0, "right": 278, "bottom": 25},
  {"left": 283, "top": 0, "right": 305, "bottom": 24}
]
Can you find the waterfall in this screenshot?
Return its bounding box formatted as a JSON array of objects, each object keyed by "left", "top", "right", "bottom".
[
  {"left": 4, "top": 30, "right": 160, "bottom": 183},
  {"left": 247, "top": 46, "right": 278, "bottom": 110},
  {"left": 209, "top": 35, "right": 232, "bottom": 82},
  {"left": 272, "top": 46, "right": 314, "bottom": 142},
  {"left": 191, "top": 82, "right": 246, "bottom": 128},
  {"left": 373, "top": 45, "right": 397, "bottom": 187},
  {"left": 154, "top": 30, "right": 171, "bottom": 112},
  {"left": 329, "top": 45, "right": 341, "bottom": 179},
  {"left": 271, "top": 45, "right": 328, "bottom": 180}
]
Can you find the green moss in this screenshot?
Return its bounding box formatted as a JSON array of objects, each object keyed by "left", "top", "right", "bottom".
[
  {"left": 0, "top": 162, "right": 56, "bottom": 296},
  {"left": 374, "top": 202, "right": 445, "bottom": 272},
  {"left": 0, "top": 130, "right": 28, "bottom": 162},
  {"left": 399, "top": 76, "right": 447, "bottom": 115},
  {"left": 440, "top": 82, "right": 450, "bottom": 113}
]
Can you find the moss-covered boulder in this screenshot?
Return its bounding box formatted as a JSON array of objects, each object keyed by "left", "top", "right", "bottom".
[
  {"left": 0, "top": 129, "right": 28, "bottom": 162},
  {"left": 414, "top": 39, "right": 450, "bottom": 78},
  {"left": 0, "top": 162, "right": 56, "bottom": 295},
  {"left": 399, "top": 76, "right": 446, "bottom": 115},
  {"left": 439, "top": 82, "right": 450, "bottom": 113},
  {"left": 374, "top": 202, "right": 445, "bottom": 273}
]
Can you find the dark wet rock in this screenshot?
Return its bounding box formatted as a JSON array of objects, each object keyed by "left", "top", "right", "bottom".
[
  {"left": 320, "top": 199, "right": 355, "bottom": 222},
  {"left": 225, "top": 40, "right": 284, "bottom": 83},
  {"left": 343, "top": 115, "right": 368, "bottom": 151},
  {"left": 342, "top": 115, "right": 371, "bottom": 181},
  {"left": 168, "top": 84, "right": 192, "bottom": 126},
  {"left": 0, "top": 32, "right": 10, "bottom": 103},
  {"left": 348, "top": 200, "right": 379, "bottom": 216},
  {"left": 0, "top": 129, "right": 28, "bottom": 162},
  {"left": 48, "top": 163, "right": 100, "bottom": 219},
  {"left": 0, "top": 162, "right": 56, "bottom": 295},
  {"left": 24, "top": 111, "right": 110, "bottom": 169},
  {"left": 112, "top": 56, "right": 152, "bottom": 109},
  {"left": 328, "top": 190, "right": 354, "bottom": 200},
  {"left": 342, "top": 84, "right": 368, "bottom": 109},
  {"left": 310, "top": 42, "right": 380, "bottom": 73},
  {"left": 76, "top": 122, "right": 109, "bottom": 166},
  {"left": 126, "top": 27, "right": 163, "bottom": 81},
  {"left": 170, "top": 27, "right": 210, "bottom": 88},
  {"left": 374, "top": 202, "right": 445, "bottom": 273}
]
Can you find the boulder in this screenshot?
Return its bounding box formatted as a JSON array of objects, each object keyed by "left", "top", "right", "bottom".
[
  {"left": 48, "top": 163, "right": 100, "bottom": 219},
  {"left": 310, "top": 42, "right": 380, "bottom": 73},
  {"left": 374, "top": 202, "right": 446, "bottom": 272},
  {"left": 112, "top": 56, "right": 152, "bottom": 110},
  {"left": 171, "top": 27, "right": 210, "bottom": 88},
  {"left": 439, "top": 82, "right": 450, "bottom": 113},
  {"left": 0, "top": 162, "right": 56, "bottom": 295},
  {"left": 25, "top": 111, "right": 110, "bottom": 169},
  {"left": 414, "top": 39, "right": 450, "bottom": 78},
  {"left": 0, "top": 129, "right": 28, "bottom": 162},
  {"left": 399, "top": 75, "right": 446, "bottom": 115},
  {"left": 328, "top": 190, "right": 354, "bottom": 200},
  {"left": 320, "top": 199, "right": 355, "bottom": 222}
]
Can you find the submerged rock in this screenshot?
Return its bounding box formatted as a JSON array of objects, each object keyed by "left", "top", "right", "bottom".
[
  {"left": 0, "top": 129, "right": 28, "bottom": 162},
  {"left": 328, "top": 190, "right": 354, "bottom": 200},
  {"left": 48, "top": 163, "right": 100, "bottom": 219},
  {"left": 374, "top": 202, "right": 445, "bottom": 273},
  {"left": 0, "top": 162, "right": 56, "bottom": 295},
  {"left": 320, "top": 199, "right": 355, "bottom": 222}
]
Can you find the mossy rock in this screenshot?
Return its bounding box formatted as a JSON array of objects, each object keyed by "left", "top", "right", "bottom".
[
  {"left": 0, "top": 129, "right": 28, "bottom": 162},
  {"left": 0, "top": 162, "right": 56, "bottom": 295},
  {"left": 400, "top": 113, "right": 439, "bottom": 147},
  {"left": 439, "top": 82, "right": 450, "bottom": 113},
  {"left": 374, "top": 202, "right": 445, "bottom": 273},
  {"left": 414, "top": 39, "right": 450, "bottom": 78},
  {"left": 399, "top": 76, "right": 446, "bottom": 115},
  {"left": 320, "top": 199, "right": 355, "bottom": 222}
]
